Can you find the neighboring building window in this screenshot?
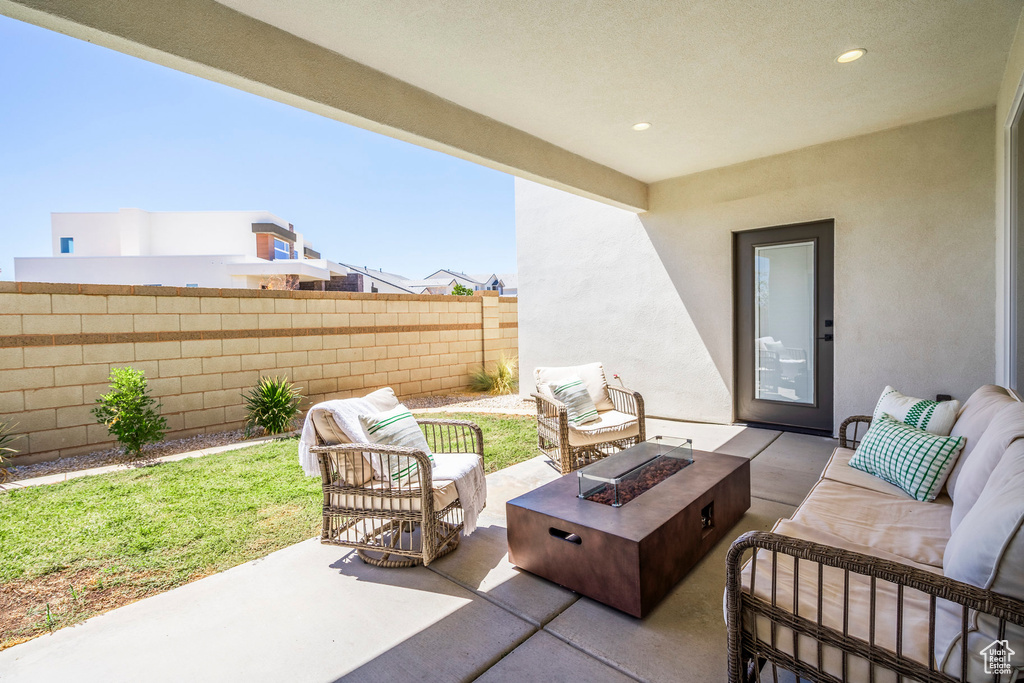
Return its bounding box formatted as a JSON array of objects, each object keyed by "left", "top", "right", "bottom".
[
  {"left": 273, "top": 238, "right": 291, "bottom": 260},
  {"left": 185, "top": 284, "right": 198, "bottom": 288},
  {"left": 59, "top": 237, "right": 74, "bottom": 254}
]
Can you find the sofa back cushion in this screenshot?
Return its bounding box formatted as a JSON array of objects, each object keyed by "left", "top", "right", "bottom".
[
  {"left": 534, "top": 362, "right": 614, "bottom": 412},
  {"left": 939, "top": 439, "right": 1024, "bottom": 677},
  {"left": 306, "top": 387, "right": 401, "bottom": 485},
  {"left": 950, "top": 402, "right": 1024, "bottom": 530},
  {"left": 947, "top": 385, "right": 1019, "bottom": 496}
]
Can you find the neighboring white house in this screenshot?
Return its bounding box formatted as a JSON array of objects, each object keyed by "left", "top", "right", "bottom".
[
  {"left": 424, "top": 269, "right": 518, "bottom": 295},
  {"left": 14, "top": 209, "right": 358, "bottom": 290},
  {"left": 341, "top": 265, "right": 517, "bottom": 295}
]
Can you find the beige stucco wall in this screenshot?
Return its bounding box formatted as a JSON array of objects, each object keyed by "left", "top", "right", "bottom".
[
  {"left": 518, "top": 108, "right": 995, "bottom": 431},
  {"left": 0, "top": 284, "right": 516, "bottom": 465}
]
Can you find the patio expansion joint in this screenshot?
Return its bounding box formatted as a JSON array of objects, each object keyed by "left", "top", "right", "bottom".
[
  {"left": 744, "top": 429, "right": 784, "bottom": 460},
  {"left": 536, "top": 624, "right": 647, "bottom": 682},
  {"left": 424, "top": 563, "right": 580, "bottom": 630}
]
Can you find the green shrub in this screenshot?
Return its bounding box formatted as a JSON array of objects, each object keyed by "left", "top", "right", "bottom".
[
  {"left": 243, "top": 376, "right": 303, "bottom": 437},
  {"left": 451, "top": 283, "right": 474, "bottom": 296},
  {"left": 0, "top": 420, "right": 19, "bottom": 484},
  {"left": 92, "top": 367, "right": 167, "bottom": 457},
  {"left": 469, "top": 354, "right": 519, "bottom": 395}
]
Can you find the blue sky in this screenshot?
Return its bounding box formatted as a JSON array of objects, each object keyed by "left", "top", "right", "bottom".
[{"left": 0, "top": 15, "right": 516, "bottom": 281}]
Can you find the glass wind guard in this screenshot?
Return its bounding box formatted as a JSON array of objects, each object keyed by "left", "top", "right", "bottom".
[
  {"left": 754, "top": 241, "right": 815, "bottom": 405},
  {"left": 577, "top": 436, "right": 693, "bottom": 506}
]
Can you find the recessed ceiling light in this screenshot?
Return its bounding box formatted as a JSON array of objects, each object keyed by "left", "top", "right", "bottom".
[
  {"left": 836, "top": 48, "right": 866, "bottom": 64},
  {"left": 632, "top": 122, "right": 652, "bottom": 131}
]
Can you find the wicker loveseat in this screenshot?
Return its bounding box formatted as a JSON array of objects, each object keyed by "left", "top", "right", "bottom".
[
  {"left": 531, "top": 362, "right": 645, "bottom": 474},
  {"left": 305, "top": 388, "right": 484, "bottom": 568},
  {"left": 726, "top": 385, "right": 1024, "bottom": 682}
]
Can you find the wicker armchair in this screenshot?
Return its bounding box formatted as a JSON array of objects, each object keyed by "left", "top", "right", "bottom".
[
  {"left": 311, "top": 418, "right": 484, "bottom": 568},
  {"left": 532, "top": 382, "right": 645, "bottom": 475}
]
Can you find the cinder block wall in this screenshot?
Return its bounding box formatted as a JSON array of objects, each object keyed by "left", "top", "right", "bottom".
[{"left": 0, "top": 283, "right": 517, "bottom": 465}]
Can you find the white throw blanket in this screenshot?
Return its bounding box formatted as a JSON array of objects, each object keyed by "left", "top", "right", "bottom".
[
  {"left": 432, "top": 453, "right": 487, "bottom": 535},
  {"left": 298, "top": 401, "right": 487, "bottom": 535}
]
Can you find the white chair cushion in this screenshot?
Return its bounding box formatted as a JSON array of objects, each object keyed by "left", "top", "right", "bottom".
[
  {"left": 534, "top": 362, "right": 614, "bottom": 412},
  {"left": 947, "top": 384, "right": 1019, "bottom": 496},
  {"left": 566, "top": 409, "right": 639, "bottom": 447},
  {"left": 950, "top": 402, "right": 1024, "bottom": 530},
  {"left": 331, "top": 479, "right": 459, "bottom": 512},
  {"left": 938, "top": 439, "right": 1024, "bottom": 678}
]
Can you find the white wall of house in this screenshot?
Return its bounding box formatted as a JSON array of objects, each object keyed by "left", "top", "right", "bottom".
[
  {"left": 16, "top": 255, "right": 250, "bottom": 288},
  {"left": 48, "top": 209, "right": 289, "bottom": 258},
  {"left": 517, "top": 108, "right": 996, "bottom": 431},
  {"left": 19, "top": 209, "right": 328, "bottom": 289}
]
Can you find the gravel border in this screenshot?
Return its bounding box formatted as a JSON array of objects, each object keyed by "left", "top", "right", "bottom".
[{"left": 5, "top": 393, "right": 533, "bottom": 483}]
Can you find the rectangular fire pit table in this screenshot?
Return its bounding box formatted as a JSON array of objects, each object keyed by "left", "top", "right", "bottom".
[{"left": 506, "top": 438, "right": 750, "bottom": 618}]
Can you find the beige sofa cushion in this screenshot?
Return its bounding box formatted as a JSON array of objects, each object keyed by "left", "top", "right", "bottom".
[
  {"left": 792, "top": 479, "right": 952, "bottom": 568},
  {"left": 949, "top": 401, "right": 1024, "bottom": 531},
  {"left": 330, "top": 478, "right": 459, "bottom": 512},
  {"left": 535, "top": 362, "right": 614, "bottom": 412},
  {"left": 566, "top": 409, "right": 639, "bottom": 447},
  {"left": 947, "top": 384, "right": 1018, "bottom": 496},
  {"left": 821, "top": 447, "right": 910, "bottom": 498},
  {"left": 738, "top": 518, "right": 960, "bottom": 683},
  {"left": 939, "top": 439, "right": 1024, "bottom": 678}
]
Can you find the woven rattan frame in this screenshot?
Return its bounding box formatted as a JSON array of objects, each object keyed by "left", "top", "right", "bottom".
[
  {"left": 311, "top": 418, "right": 484, "bottom": 568},
  {"left": 726, "top": 530, "right": 1024, "bottom": 683},
  {"left": 531, "top": 384, "right": 646, "bottom": 474},
  {"left": 839, "top": 415, "right": 873, "bottom": 449}
]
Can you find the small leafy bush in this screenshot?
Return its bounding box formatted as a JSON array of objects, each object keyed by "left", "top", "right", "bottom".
[
  {"left": 93, "top": 367, "right": 167, "bottom": 458},
  {"left": 0, "top": 420, "right": 20, "bottom": 484},
  {"left": 243, "top": 376, "right": 303, "bottom": 437},
  {"left": 451, "top": 283, "right": 474, "bottom": 296},
  {"left": 469, "top": 354, "right": 519, "bottom": 395}
]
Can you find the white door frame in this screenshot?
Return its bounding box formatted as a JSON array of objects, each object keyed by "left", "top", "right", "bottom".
[{"left": 1002, "top": 76, "right": 1024, "bottom": 390}]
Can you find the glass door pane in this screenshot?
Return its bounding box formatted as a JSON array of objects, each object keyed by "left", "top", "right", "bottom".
[{"left": 754, "top": 241, "right": 815, "bottom": 404}]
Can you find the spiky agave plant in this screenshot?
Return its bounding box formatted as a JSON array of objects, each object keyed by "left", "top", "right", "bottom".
[
  {"left": 0, "top": 420, "right": 19, "bottom": 484},
  {"left": 243, "top": 376, "right": 303, "bottom": 437},
  {"left": 469, "top": 354, "right": 519, "bottom": 395}
]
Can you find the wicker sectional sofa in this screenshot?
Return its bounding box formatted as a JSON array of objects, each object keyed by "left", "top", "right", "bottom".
[{"left": 726, "top": 385, "right": 1024, "bottom": 682}]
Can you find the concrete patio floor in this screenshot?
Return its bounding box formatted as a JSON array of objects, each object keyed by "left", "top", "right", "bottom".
[{"left": 0, "top": 420, "right": 836, "bottom": 683}]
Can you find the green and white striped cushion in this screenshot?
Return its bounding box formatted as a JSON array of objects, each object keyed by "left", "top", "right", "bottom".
[
  {"left": 550, "top": 376, "right": 600, "bottom": 426},
  {"left": 849, "top": 413, "right": 966, "bottom": 502},
  {"left": 359, "top": 404, "right": 434, "bottom": 484},
  {"left": 871, "top": 385, "right": 960, "bottom": 436}
]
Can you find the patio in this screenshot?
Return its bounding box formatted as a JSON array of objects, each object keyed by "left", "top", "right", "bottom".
[{"left": 0, "top": 419, "right": 835, "bottom": 682}]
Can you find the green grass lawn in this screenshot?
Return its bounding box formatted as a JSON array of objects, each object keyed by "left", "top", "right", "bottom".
[{"left": 0, "top": 411, "right": 537, "bottom": 648}]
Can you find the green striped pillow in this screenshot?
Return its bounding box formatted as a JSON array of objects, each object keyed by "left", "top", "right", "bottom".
[
  {"left": 550, "top": 376, "right": 600, "bottom": 426},
  {"left": 359, "top": 405, "right": 434, "bottom": 484},
  {"left": 849, "top": 413, "right": 965, "bottom": 502}
]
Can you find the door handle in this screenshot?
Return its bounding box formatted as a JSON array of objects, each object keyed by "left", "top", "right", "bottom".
[{"left": 817, "top": 334, "right": 833, "bottom": 342}]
